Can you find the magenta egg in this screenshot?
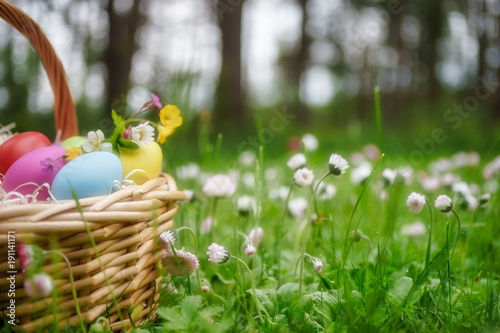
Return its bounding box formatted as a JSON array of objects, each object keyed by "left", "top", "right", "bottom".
[{"left": 2, "top": 146, "right": 68, "bottom": 201}]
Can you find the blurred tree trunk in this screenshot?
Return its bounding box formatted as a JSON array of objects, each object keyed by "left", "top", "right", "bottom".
[
  {"left": 105, "top": 0, "right": 143, "bottom": 114},
  {"left": 420, "top": 1, "right": 443, "bottom": 99},
  {"left": 214, "top": 0, "right": 246, "bottom": 130},
  {"left": 386, "top": 9, "right": 404, "bottom": 121},
  {"left": 292, "top": 0, "right": 310, "bottom": 124},
  {"left": 280, "top": 0, "right": 310, "bottom": 124}
]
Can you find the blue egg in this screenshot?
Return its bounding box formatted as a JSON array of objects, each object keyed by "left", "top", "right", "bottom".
[{"left": 51, "top": 152, "right": 123, "bottom": 200}]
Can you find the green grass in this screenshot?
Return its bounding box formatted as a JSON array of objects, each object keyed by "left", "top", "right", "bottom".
[
  {"left": 4, "top": 98, "right": 500, "bottom": 332},
  {"left": 136, "top": 134, "right": 500, "bottom": 332}
]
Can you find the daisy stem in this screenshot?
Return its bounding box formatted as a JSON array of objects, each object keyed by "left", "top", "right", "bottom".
[
  {"left": 232, "top": 256, "right": 264, "bottom": 324},
  {"left": 46, "top": 251, "right": 86, "bottom": 333},
  {"left": 450, "top": 209, "right": 461, "bottom": 261},
  {"left": 446, "top": 221, "right": 452, "bottom": 315},
  {"left": 299, "top": 172, "right": 330, "bottom": 296},
  {"left": 277, "top": 182, "right": 295, "bottom": 285},
  {"left": 176, "top": 227, "right": 207, "bottom": 303},
  {"left": 425, "top": 197, "right": 434, "bottom": 268},
  {"left": 462, "top": 205, "right": 479, "bottom": 276}
]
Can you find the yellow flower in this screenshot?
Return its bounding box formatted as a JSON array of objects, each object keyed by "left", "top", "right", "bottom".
[
  {"left": 64, "top": 147, "right": 82, "bottom": 161},
  {"left": 160, "top": 105, "right": 183, "bottom": 128},
  {"left": 157, "top": 125, "right": 175, "bottom": 144}
]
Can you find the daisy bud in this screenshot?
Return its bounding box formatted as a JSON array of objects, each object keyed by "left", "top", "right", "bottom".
[
  {"left": 287, "top": 153, "right": 307, "bottom": 170},
  {"left": 479, "top": 193, "right": 491, "bottom": 206},
  {"left": 406, "top": 192, "right": 426, "bottom": 214},
  {"left": 237, "top": 195, "right": 256, "bottom": 215},
  {"left": 161, "top": 250, "right": 199, "bottom": 276},
  {"left": 328, "top": 153, "right": 349, "bottom": 175},
  {"left": 18, "top": 244, "right": 33, "bottom": 272},
  {"left": 244, "top": 243, "right": 256, "bottom": 257},
  {"left": 312, "top": 258, "right": 323, "bottom": 273},
  {"left": 201, "top": 285, "right": 210, "bottom": 293},
  {"left": 207, "top": 243, "right": 231, "bottom": 264},
  {"left": 381, "top": 169, "right": 397, "bottom": 186},
  {"left": 248, "top": 227, "right": 263, "bottom": 246},
  {"left": 435, "top": 195, "right": 453, "bottom": 212},
  {"left": 349, "top": 229, "right": 364, "bottom": 242},
  {"left": 159, "top": 230, "right": 177, "bottom": 251},
  {"left": 293, "top": 167, "right": 314, "bottom": 187},
  {"left": 24, "top": 273, "right": 53, "bottom": 298}
]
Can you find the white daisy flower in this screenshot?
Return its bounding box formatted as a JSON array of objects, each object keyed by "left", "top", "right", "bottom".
[
  {"left": 293, "top": 167, "right": 314, "bottom": 187},
  {"left": 130, "top": 121, "right": 155, "bottom": 147},
  {"left": 287, "top": 153, "right": 307, "bottom": 170},
  {"left": 328, "top": 153, "right": 349, "bottom": 175},
  {"left": 207, "top": 243, "right": 231, "bottom": 264}
]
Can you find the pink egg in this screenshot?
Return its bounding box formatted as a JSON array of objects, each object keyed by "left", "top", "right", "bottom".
[{"left": 2, "top": 146, "right": 68, "bottom": 201}]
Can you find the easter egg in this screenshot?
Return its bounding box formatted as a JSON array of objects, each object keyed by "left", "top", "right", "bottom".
[
  {"left": 0, "top": 132, "right": 51, "bottom": 175},
  {"left": 2, "top": 146, "right": 68, "bottom": 201},
  {"left": 51, "top": 152, "right": 123, "bottom": 200},
  {"left": 120, "top": 142, "right": 162, "bottom": 185},
  {"left": 60, "top": 136, "right": 88, "bottom": 149}
]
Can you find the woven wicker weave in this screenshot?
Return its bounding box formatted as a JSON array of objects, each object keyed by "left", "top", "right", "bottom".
[{"left": 0, "top": 1, "right": 185, "bottom": 331}]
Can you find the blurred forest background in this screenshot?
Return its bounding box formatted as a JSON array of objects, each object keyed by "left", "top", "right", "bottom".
[{"left": 1, "top": 0, "right": 500, "bottom": 157}]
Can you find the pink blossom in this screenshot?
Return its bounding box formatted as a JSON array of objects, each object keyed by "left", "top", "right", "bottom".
[
  {"left": 161, "top": 250, "right": 199, "bottom": 276},
  {"left": 18, "top": 244, "right": 33, "bottom": 271}
]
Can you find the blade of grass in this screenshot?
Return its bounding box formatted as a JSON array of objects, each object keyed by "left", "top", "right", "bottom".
[{"left": 374, "top": 86, "right": 383, "bottom": 151}]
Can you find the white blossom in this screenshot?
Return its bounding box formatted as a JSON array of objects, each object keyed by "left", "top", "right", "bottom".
[
  {"left": 328, "top": 153, "right": 349, "bottom": 175},
  {"left": 302, "top": 133, "right": 319, "bottom": 152},
  {"left": 288, "top": 197, "right": 308, "bottom": 220},
  {"left": 312, "top": 258, "right": 323, "bottom": 273},
  {"left": 401, "top": 222, "right": 426, "bottom": 237},
  {"left": 207, "top": 243, "right": 230, "bottom": 264},
  {"left": 293, "top": 167, "right": 314, "bottom": 187},
  {"left": 248, "top": 227, "right": 264, "bottom": 246},
  {"left": 202, "top": 174, "right": 236, "bottom": 198},
  {"left": 381, "top": 169, "right": 397, "bottom": 186},
  {"left": 407, "top": 192, "right": 426, "bottom": 214},
  {"left": 239, "top": 151, "right": 256, "bottom": 167},
  {"left": 177, "top": 163, "right": 200, "bottom": 180},
  {"left": 82, "top": 129, "right": 105, "bottom": 153},
  {"left": 237, "top": 195, "right": 256, "bottom": 215},
  {"left": 287, "top": 153, "right": 307, "bottom": 170},
  {"left": 244, "top": 243, "right": 256, "bottom": 257},
  {"left": 24, "top": 273, "right": 53, "bottom": 298},
  {"left": 351, "top": 162, "right": 372, "bottom": 185},
  {"left": 159, "top": 230, "right": 177, "bottom": 251},
  {"left": 316, "top": 181, "right": 337, "bottom": 201},
  {"left": 435, "top": 195, "right": 453, "bottom": 212},
  {"left": 130, "top": 121, "right": 155, "bottom": 147}
]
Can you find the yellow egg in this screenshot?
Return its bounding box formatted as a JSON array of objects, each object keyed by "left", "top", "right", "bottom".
[{"left": 120, "top": 141, "right": 163, "bottom": 185}]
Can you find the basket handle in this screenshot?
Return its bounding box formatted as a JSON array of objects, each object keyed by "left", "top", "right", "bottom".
[{"left": 0, "top": 0, "right": 78, "bottom": 140}]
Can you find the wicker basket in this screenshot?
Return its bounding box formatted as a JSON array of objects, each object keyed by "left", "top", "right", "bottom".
[{"left": 0, "top": 1, "right": 185, "bottom": 331}]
